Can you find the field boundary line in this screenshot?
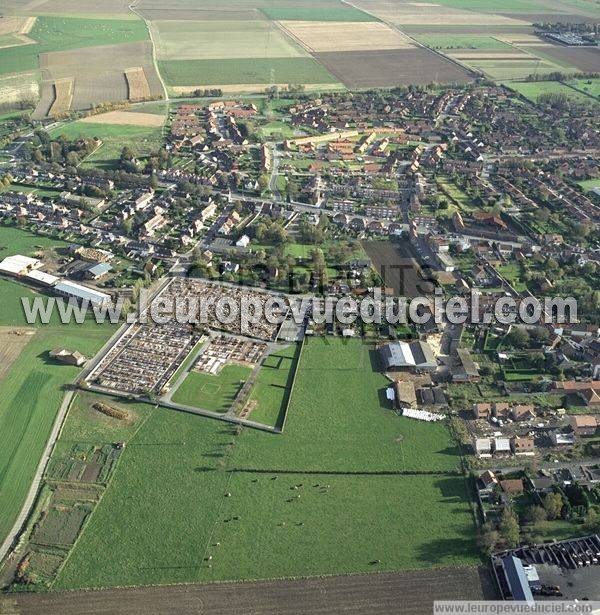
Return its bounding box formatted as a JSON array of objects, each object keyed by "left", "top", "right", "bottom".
[
  {"left": 0, "top": 390, "right": 75, "bottom": 565},
  {"left": 129, "top": 0, "right": 169, "bottom": 102},
  {"left": 49, "top": 402, "right": 160, "bottom": 590}
]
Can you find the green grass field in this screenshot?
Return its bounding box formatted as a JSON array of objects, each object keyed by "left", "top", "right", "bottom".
[
  {"left": 153, "top": 20, "right": 306, "bottom": 60},
  {"left": 0, "top": 227, "right": 116, "bottom": 545},
  {"left": 414, "top": 35, "right": 512, "bottom": 50},
  {"left": 506, "top": 80, "right": 597, "bottom": 105},
  {"left": 567, "top": 78, "right": 600, "bottom": 100},
  {"left": 172, "top": 364, "right": 252, "bottom": 413},
  {"left": 247, "top": 344, "right": 299, "bottom": 429},
  {"left": 158, "top": 58, "right": 338, "bottom": 86},
  {"left": 577, "top": 178, "right": 600, "bottom": 192},
  {"left": 53, "top": 338, "right": 477, "bottom": 589},
  {"left": 49, "top": 122, "right": 163, "bottom": 170},
  {"left": 0, "top": 16, "right": 148, "bottom": 75},
  {"left": 259, "top": 6, "right": 378, "bottom": 21},
  {"left": 467, "top": 58, "right": 565, "bottom": 81},
  {"left": 430, "top": 0, "right": 565, "bottom": 12}
]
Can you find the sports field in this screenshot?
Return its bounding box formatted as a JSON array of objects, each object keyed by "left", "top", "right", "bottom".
[
  {"left": 52, "top": 338, "right": 476, "bottom": 589},
  {"left": 172, "top": 364, "right": 252, "bottom": 413},
  {"left": 0, "top": 227, "right": 116, "bottom": 548}
]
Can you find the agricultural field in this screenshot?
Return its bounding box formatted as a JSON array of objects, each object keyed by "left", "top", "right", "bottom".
[
  {"left": 260, "top": 5, "right": 378, "bottom": 21},
  {"left": 0, "top": 227, "right": 116, "bottom": 547},
  {"left": 0, "top": 71, "right": 38, "bottom": 108},
  {"left": 172, "top": 364, "right": 253, "bottom": 413},
  {"left": 567, "top": 77, "right": 600, "bottom": 99},
  {"left": 455, "top": 56, "right": 565, "bottom": 81},
  {"left": 315, "top": 48, "right": 474, "bottom": 88},
  {"left": 350, "top": 0, "right": 531, "bottom": 26},
  {"left": 506, "top": 80, "right": 598, "bottom": 105},
  {"left": 78, "top": 110, "right": 165, "bottom": 127},
  {"left": 49, "top": 120, "right": 163, "bottom": 170},
  {"left": 153, "top": 20, "right": 306, "bottom": 60},
  {"left": 246, "top": 343, "right": 299, "bottom": 429},
  {"left": 52, "top": 338, "right": 477, "bottom": 589},
  {"left": 278, "top": 20, "right": 414, "bottom": 53},
  {"left": 34, "top": 41, "right": 163, "bottom": 118},
  {"left": 159, "top": 57, "right": 338, "bottom": 88},
  {"left": 413, "top": 34, "right": 514, "bottom": 50},
  {"left": 0, "top": 0, "right": 134, "bottom": 19},
  {"left": 0, "top": 16, "right": 148, "bottom": 76}
]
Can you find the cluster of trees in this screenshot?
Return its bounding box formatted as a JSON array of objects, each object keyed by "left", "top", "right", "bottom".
[
  {"left": 503, "top": 326, "right": 550, "bottom": 349},
  {"left": 27, "top": 130, "right": 98, "bottom": 168}
]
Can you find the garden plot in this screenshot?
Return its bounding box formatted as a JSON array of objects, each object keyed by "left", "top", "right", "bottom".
[
  {"left": 277, "top": 20, "right": 415, "bottom": 53},
  {"left": 47, "top": 443, "right": 123, "bottom": 485}
]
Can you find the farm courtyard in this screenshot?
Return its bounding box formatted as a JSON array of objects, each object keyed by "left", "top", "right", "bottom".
[{"left": 52, "top": 338, "right": 478, "bottom": 589}]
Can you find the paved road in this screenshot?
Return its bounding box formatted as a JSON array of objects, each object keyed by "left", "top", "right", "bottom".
[{"left": 0, "top": 566, "right": 497, "bottom": 615}]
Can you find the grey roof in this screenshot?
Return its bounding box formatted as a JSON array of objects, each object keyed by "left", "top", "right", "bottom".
[
  {"left": 456, "top": 349, "right": 479, "bottom": 377},
  {"left": 381, "top": 341, "right": 436, "bottom": 370},
  {"left": 502, "top": 556, "right": 534, "bottom": 602},
  {"left": 87, "top": 262, "right": 113, "bottom": 276},
  {"left": 55, "top": 280, "right": 110, "bottom": 305}
]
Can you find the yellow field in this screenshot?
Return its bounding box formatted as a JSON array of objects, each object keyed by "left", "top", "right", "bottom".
[
  {"left": 0, "top": 327, "right": 36, "bottom": 383},
  {"left": 278, "top": 21, "right": 415, "bottom": 53},
  {"left": 48, "top": 78, "right": 73, "bottom": 117},
  {"left": 80, "top": 110, "right": 165, "bottom": 127},
  {"left": 125, "top": 67, "right": 151, "bottom": 101}
]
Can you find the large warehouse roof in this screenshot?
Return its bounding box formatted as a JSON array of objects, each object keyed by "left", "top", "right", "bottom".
[
  {"left": 0, "top": 254, "right": 41, "bottom": 276},
  {"left": 55, "top": 280, "right": 111, "bottom": 306}
]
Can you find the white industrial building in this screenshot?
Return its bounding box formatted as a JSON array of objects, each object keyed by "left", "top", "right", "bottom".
[
  {"left": 24, "top": 269, "right": 60, "bottom": 287},
  {"left": 0, "top": 254, "right": 41, "bottom": 276},
  {"left": 54, "top": 280, "right": 111, "bottom": 307}
]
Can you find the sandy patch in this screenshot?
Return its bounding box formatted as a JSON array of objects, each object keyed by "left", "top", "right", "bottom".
[
  {"left": 80, "top": 110, "right": 165, "bottom": 126},
  {"left": 278, "top": 21, "right": 415, "bottom": 53}
]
